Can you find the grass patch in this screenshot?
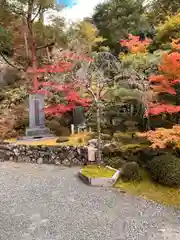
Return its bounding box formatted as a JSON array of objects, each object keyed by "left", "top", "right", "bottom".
[
  {"left": 115, "top": 170, "right": 180, "bottom": 207},
  {"left": 82, "top": 165, "right": 116, "bottom": 178},
  {"left": 5, "top": 132, "right": 91, "bottom": 147}
]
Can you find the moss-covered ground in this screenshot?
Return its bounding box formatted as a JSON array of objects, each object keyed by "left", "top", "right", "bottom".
[
  {"left": 5, "top": 132, "right": 90, "bottom": 146},
  {"left": 116, "top": 170, "right": 180, "bottom": 207},
  {"left": 5, "top": 135, "right": 180, "bottom": 207},
  {"left": 82, "top": 166, "right": 180, "bottom": 207},
  {"left": 82, "top": 165, "right": 116, "bottom": 178}
]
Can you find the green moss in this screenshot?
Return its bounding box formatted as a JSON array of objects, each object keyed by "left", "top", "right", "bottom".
[
  {"left": 113, "top": 132, "right": 133, "bottom": 141},
  {"left": 120, "top": 143, "right": 144, "bottom": 151},
  {"left": 6, "top": 132, "right": 92, "bottom": 147},
  {"left": 82, "top": 165, "right": 116, "bottom": 178},
  {"left": 115, "top": 170, "right": 180, "bottom": 207}
]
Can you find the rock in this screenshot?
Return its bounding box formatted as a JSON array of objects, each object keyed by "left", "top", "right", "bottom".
[
  {"left": 0, "top": 66, "right": 20, "bottom": 87},
  {"left": 0, "top": 143, "right": 88, "bottom": 166},
  {"left": 37, "top": 158, "right": 43, "bottom": 164},
  {"left": 55, "top": 159, "right": 61, "bottom": 165},
  {"left": 63, "top": 159, "right": 71, "bottom": 166},
  {"left": 13, "top": 148, "right": 20, "bottom": 156}
]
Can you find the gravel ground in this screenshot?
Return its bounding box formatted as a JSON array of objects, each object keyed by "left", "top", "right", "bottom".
[{"left": 0, "top": 162, "right": 180, "bottom": 240}]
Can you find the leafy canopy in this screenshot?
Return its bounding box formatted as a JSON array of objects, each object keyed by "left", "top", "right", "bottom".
[{"left": 92, "top": 0, "right": 146, "bottom": 53}]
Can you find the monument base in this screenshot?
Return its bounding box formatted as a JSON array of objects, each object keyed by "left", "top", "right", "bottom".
[{"left": 25, "top": 127, "right": 52, "bottom": 138}]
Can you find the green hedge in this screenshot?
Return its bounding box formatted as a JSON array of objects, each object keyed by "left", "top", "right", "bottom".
[{"left": 148, "top": 154, "right": 180, "bottom": 187}]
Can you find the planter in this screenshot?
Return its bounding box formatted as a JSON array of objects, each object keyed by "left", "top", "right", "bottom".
[{"left": 78, "top": 166, "right": 120, "bottom": 187}]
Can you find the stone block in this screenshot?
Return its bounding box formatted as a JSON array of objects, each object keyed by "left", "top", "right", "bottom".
[
  {"left": 26, "top": 127, "right": 51, "bottom": 137},
  {"left": 90, "top": 177, "right": 114, "bottom": 187}
]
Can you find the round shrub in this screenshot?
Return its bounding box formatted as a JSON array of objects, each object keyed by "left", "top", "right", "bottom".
[
  {"left": 103, "top": 143, "right": 122, "bottom": 158},
  {"left": 148, "top": 154, "right": 180, "bottom": 187},
  {"left": 89, "top": 132, "right": 112, "bottom": 141},
  {"left": 113, "top": 132, "right": 131, "bottom": 142},
  {"left": 56, "top": 137, "right": 69, "bottom": 143},
  {"left": 120, "top": 162, "right": 142, "bottom": 182},
  {"left": 104, "top": 157, "right": 126, "bottom": 169},
  {"left": 47, "top": 119, "right": 70, "bottom": 136},
  {"left": 101, "top": 133, "right": 112, "bottom": 141}
]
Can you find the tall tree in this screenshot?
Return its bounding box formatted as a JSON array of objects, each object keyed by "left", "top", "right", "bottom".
[
  {"left": 0, "top": 0, "right": 67, "bottom": 67},
  {"left": 66, "top": 20, "right": 105, "bottom": 54},
  {"left": 153, "top": 13, "right": 180, "bottom": 50},
  {"left": 146, "top": 0, "right": 180, "bottom": 26},
  {"left": 92, "top": 0, "right": 147, "bottom": 54},
  {"left": 76, "top": 52, "right": 120, "bottom": 163},
  {"left": 146, "top": 40, "right": 180, "bottom": 119}
]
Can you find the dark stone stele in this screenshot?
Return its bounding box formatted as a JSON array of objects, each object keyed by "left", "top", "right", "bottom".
[{"left": 25, "top": 94, "right": 52, "bottom": 138}]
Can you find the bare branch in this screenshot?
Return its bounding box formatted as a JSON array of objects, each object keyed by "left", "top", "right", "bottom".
[
  {"left": 31, "top": 5, "right": 42, "bottom": 23},
  {"left": 27, "top": 0, "right": 34, "bottom": 35},
  {"left": 36, "top": 42, "right": 55, "bottom": 51},
  {"left": 0, "top": 52, "right": 22, "bottom": 70},
  {"left": 87, "top": 87, "right": 97, "bottom": 102}
]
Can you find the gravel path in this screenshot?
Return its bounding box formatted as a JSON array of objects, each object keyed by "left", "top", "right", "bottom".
[{"left": 0, "top": 162, "right": 180, "bottom": 240}]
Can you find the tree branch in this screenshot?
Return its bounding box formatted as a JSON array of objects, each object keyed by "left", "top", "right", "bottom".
[
  {"left": 27, "top": 0, "right": 34, "bottom": 35},
  {"left": 31, "top": 5, "right": 42, "bottom": 23},
  {"left": 36, "top": 42, "right": 55, "bottom": 51},
  {"left": 0, "top": 52, "right": 22, "bottom": 70},
  {"left": 99, "top": 85, "right": 105, "bottom": 97},
  {"left": 87, "top": 87, "right": 97, "bottom": 102}
]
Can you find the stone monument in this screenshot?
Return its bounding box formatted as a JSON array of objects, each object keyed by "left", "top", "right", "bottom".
[
  {"left": 25, "top": 94, "right": 51, "bottom": 138},
  {"left": 73, "top": 106, "right": 86, "bottom": 133}
]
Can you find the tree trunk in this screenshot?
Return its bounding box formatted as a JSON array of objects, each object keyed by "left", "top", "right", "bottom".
[
  {"left": 175, "top": 83, "right": 180, "bottom": 124},
  {"left": 24, "top": 32, "right": 29, "bottom": 58},
  {"left": 96, "top": 102, "right": 102, "bottom": 165},
  {"left": 96, "top": 79, "right": 102, "bottom": 165}
]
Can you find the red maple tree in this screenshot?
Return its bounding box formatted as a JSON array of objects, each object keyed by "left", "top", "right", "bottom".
[
  {"left": 120, "top": 34, "right": 152, "bottom": 53},
  {"left": 27, "top": 44, "right": 92, "bottom": 115},
  {"left": 147, "top": 41, "right": 180, "bottom": 116},
  {"left": 39, "top": 81, "right": 91, "bottom": 115}
]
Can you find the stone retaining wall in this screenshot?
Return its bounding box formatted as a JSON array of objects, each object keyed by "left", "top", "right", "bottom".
[{"left": 0, "top": 143, "right": 88, "bottom": 166}]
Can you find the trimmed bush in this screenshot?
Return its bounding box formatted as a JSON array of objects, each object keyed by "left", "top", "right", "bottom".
[
  {"left": 148, "top": 154, "right": 180, "bottom": 187},
  {"left": 56, "top": 137, "right": 69, "bottom": 143},
  {"left": 101, "top": 133, "right": 112, "bottom": 141},
  {"left": 138, "top": 148, "right": 167, "bottom": 163},
  {"left": 113, "top": 132, "right": 133, "bottom": 142},
  {"left": 120, "top": 162, "right": 142, "bottom": 182},
  {"left": 47, "top": 119, "right": 70, "bottom": 136},
  {"left": 104, "top": 157, "right": 126, "bottom": 169},
  {"left": 89, "top": 132, "right": 112, "bottom": 141},
  {"left": 113, "top": 131, "right": 149, "bottom": 145},
  {"left": 103, "top": 143, "right": 122, "bottom": 157}
]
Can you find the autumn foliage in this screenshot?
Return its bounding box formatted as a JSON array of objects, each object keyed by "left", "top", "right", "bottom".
[
  {"left": 38, "top": 82, "right": 91, "bottom": 115},
  {"left": 120, "top": 34, "right": 152, "bottom": 53},
  {"left": 147, "top": 41, "right": 180, "bottom": 116},
  {"left": 171, "top": 38, "right": 180, "bottom": 51},
  {"left": 28, "top": 51, "right": 92, "bottom": 115},
  {"left": 137, "top": 125, "right": 180, "bottom": 149}
]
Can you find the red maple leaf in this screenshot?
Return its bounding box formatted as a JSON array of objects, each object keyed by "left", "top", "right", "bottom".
[{"left": 147, "top": 46, "right": 180, "bottom": 116}]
